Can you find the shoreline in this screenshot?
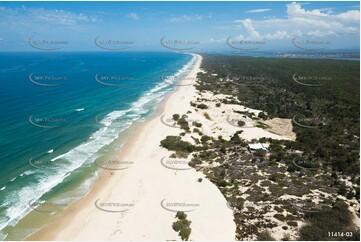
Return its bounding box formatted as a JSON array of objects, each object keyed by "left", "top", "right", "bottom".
[
  {"left": 27, "top": 53, "right": 237, "bottom": 241},
  {"left": 17, "top": 52, "right": 359, "bottom": 241}
]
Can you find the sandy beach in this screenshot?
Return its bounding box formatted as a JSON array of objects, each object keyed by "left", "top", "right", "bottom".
[
  {"left": 1, "top": 2, "right": 359, "bottom": 241},
  {"left": 28, "top": 54, "right": 236, "bottom": 241},
  {"left": 20, "top": 52, "right": 360, "bottom": 242}
]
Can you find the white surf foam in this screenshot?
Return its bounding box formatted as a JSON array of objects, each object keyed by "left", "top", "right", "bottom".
[{"left": 0, "top": 53, "right": 198, "bottom": 235}]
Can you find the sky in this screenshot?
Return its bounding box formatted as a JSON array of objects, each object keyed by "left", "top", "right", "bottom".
[{"left": 0, "top": 1, "right": 359, "bottom": 51}]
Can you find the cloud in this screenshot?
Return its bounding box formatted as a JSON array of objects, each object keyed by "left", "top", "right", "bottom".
[
  {"left": 287, "top": 2, "right": 328, "bottom": 16},
  {"left": 306, "top": 30, "right": 336, "bottom": 37},
  {"left": 0, "top": 6, "right": 100, "bottom": 26},
  {"left": 337, "top": 10, "right": 360, "bottom": 22},
  {"left": 238, "top": 19, "right": 261, "bottom": 39},
  {"left": 314, "top": 7, "right": 335, "bottom": 14},
  {"left": 204, "top": 37, "right": 226, "bottom": 43},
  {"left": 30, "top": 8, "right": 96, "bottom": 25},
  {"left": 127, "top": 13, "right": 139, "bottom": 20},
  {"left": 245, "top": 9, "right": 272, "bottom": 13},
  {"left": 234, "top": 18, "right": 289, "bottom": 40},
  {"left": 264, "top": 30, "right": 288, "bottom": 40},
  {"left": 167, "top": 14, "right": 203, "bottom": 23},
  {"left": 231, "top": 2, "right": 359, "bottom": 41}
]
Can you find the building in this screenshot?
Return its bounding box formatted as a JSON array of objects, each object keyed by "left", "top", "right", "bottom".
[{"left": 248, "top": 143, "right": 270, "bottom": 153}]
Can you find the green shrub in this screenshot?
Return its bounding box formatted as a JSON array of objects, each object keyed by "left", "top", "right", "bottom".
[
  {"left": 197, "top": 103, "right": 208, "bottom": 109},
  {"left": 172, "top": 219, "right": 190, "bottom": 232},
  {"left": 189, "top": 157, "right": 202, "bottom": 166},
  {"left": 254, "top": 148, "right": 267, "bottom": 157},
  {"left": 193, "top": 128, "right": 200, "bottom": 133},
  {"left": 192, "top": 121, "right": 202, "bottom": 127},
  {"left": 177, "top": 116, "right": 190, "bottom": 131},
  {"left": 179, "top": 227, "right": 191, "bottom": 241},
  {"left": 173, "top": 212, "right": 192, "bottom": 241},
  {"left": 337, "top": 182, "right": 348, "bottom": 196},
  {"left": 287, "top": 221, "right": 298, "bottom": 227},
  {"left": 258, "top": 112, "right": 268, "bottom": 120},
  {"left": 173, "top": 114, "right": 180, "bottom": 121},
  {"left": 237, "top": 120, "right": 246, "bottom": 127},
  {"left": 230, "top": 131, "right": 244, "bottom": 144},
  {"left": 160, "top": 136, "right": 195, "bottom": 153},
  {"left": 174, "top": 151, "right": 189, "bottom": 159},
  {"left": 274, "top": 213, "right": 286, "bottom": 221},
  {"left": 269, "top": 173, "right": 285, "bottom": 182},
  {"left": 218, "top": 180, "right": 228, "bottom": 187},
  {"left": 299, "top": 201, "right": 359, "bottom": 241},
  {"left": 201, "top": 135, "right": 212, "bottom": 143},
  {"left": 176, "top": 211, "right": 187, "bottom": 220},
  {"left": 203, "top": 112, "right": 211, "bottom": 120},
  {"left": 257, "top": 230, "right": 275, "bottom": 241}
]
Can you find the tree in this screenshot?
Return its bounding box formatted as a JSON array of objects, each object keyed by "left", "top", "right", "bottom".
[
  {"left": 238, "top": 120, "right": 246, "bottom": 127},
  {"left": 173, "top": 114, "right": 180, "bottom": 121}
]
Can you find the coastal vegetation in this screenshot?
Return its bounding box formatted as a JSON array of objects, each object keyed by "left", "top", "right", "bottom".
[
  {"left": 160, "top": 136, "right": 195, "bottom": 154},
  {"left": 172, "top": 212, "right": 192, "bottom": 241},
  {"left": 160, "top": 55, "right": 359, "bottom": 240},
  {"left": 198, "top": 55, "right": 360, "bottom": 176}
]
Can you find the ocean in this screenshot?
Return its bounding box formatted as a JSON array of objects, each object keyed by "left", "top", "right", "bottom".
[{"left": 0, "top": 51, "right": 195, "bottom": 240}]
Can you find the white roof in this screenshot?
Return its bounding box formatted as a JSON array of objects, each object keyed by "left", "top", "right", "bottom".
[{"left": 248, "top": 143, "right": 269, "bottom": 150}]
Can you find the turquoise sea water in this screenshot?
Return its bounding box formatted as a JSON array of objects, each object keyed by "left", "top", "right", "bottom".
[{"left": 0, "top": 51, "right": 195, "bottom": 239}]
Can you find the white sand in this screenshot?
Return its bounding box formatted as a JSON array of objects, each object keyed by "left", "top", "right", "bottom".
[
  {"left": 188, "top": 91, "right": 295, "bottom": 141},
  {"left": 28, "top": 52, "right": 301, "bottom": 242}
]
